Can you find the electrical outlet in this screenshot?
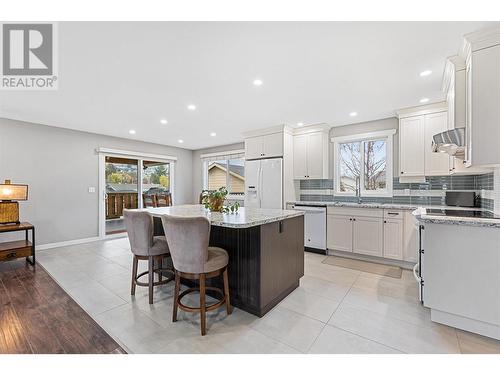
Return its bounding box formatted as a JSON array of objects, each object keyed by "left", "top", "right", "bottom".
[{"left": 88, "top": 187, "right": 96, "bottom": 193}]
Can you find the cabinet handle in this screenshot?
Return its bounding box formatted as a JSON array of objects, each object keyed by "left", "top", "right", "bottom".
[
  {"left": 387, "top": 212, "right": 399, "bottom": 216},
  {"left": 384, "top": 220, "right": 387, "bottom": 224},
  {"left": 352, "top": 218, "right": 356, "bottom": 222},
  {"left": 349, "top": 218, "right": 352, "bottom": 221},
  {"left": 6, "top": 252, "right": 17, "bottom": 259},
  {"left": 400, "top": 171, "right": 404, "bottom": 174}
]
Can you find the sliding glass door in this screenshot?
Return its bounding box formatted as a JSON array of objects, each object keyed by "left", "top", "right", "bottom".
[
  {"left": 99, "top": 152, "right": 175, "bottom": 238},
  {"left": 104, "top": 157, "right": 139, "bottom": 235}
]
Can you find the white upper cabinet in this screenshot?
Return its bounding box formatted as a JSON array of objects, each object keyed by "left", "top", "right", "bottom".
[
  {"left": 306, "top": 132, "right": 325, "bottom": 178},
  {"left": 292, "top": 126, "right": 329, "bottom": 179},
  {"left": 399, "top": 115, "right": 425, "bottom": 177},
  {"left": 293, "top": 134, "right": 308, "bottom": 179},
  {"left": 424, "top": 111, "right": 451, "bottom": 176},
  {"left": 398, "top": 103, "right": 454, "bottom": 178},
  {"left": 262, "top": 132, "right": 284, "bottom": 158},
  {"left": 245, "top": 136, "right": 264, "bottom": 160},
  {"left": 244, "top": 131, "right": 283, "bottom": 160},
  {"left": 442, "top": 55, "right": 491, "bottom": 175},
  {"left": 463, "top": 29, "right": 500, "bottom": 167}
]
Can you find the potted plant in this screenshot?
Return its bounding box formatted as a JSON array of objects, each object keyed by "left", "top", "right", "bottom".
[
  {"left": 201, "top": 187, "right": 228, "bottom": 212},
  {"left": 201, "top": 187, "right": 240, "bottom": 213}
]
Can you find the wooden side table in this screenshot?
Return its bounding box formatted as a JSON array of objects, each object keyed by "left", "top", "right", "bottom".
[{"left": 0, "top": 222, "right": 35, "bottom": 265}]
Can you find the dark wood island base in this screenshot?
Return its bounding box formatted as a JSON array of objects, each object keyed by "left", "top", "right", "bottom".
[{"left": 154, "top": 215, "right": 304, "bottom": 317}]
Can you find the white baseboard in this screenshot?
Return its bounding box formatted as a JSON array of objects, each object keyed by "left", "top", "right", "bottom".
[{"left": 37, "top": 236, "right": 101, "bottom": 251}]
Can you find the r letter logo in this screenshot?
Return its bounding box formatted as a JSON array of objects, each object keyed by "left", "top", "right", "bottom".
[{"left": 1, "top": 23, "right": 58, "bottom": 90}]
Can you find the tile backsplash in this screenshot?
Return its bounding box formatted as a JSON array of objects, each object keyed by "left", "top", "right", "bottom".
[{"left": 299, "top": 172, "right": 495, "bottom": 209}]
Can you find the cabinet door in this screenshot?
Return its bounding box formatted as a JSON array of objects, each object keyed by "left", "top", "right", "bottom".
[
  {"left": 327, "top": 215, "right": 352, "bottom": 252},
  {"left": 352, "top": 217, "right": 383, "bottom": 257},
  {"left": 399, "top": 116, "right": 425, "bottom": 176},
  {"left": 383, "top": 219, "right": 403, "bottom": 260},
  {"left": 306, "top": 132, "right": 324, "bottom": 179},
  {"left": 262, "top": 133, "right": 283, "bottom": 158},
  {"left": 245, "top": 137, "right": 263, "bottom": 160},
  {"left": 293, "top": 134, "right": 308, "bottom": 179},
  {"left": 424, "top": 112, "right": 451, "bottom": 176}
]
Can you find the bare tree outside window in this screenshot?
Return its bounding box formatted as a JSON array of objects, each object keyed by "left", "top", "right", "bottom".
[
  {"left": 339, "top": 142, "right": 360, "bottom": 192},
  {"left": 338, "top": 139, "right": 387, "bottom": 194},
  {"left": 364, "top": 140, "right": 387, "bottom": 191}
]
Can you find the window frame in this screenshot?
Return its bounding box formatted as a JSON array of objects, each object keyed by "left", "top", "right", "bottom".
[
  {"left": 331, "top": 129, "right": 396, "bottom": 197},
  {"left": 201, "top": 150, "right": 246, "bottom": 198}
]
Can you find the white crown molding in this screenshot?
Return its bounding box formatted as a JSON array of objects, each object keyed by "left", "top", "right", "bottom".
[{"left": 396, "top": 102, "right": 447, "bottom": 119}]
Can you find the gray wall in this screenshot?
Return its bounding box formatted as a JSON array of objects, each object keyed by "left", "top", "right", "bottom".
[
  {"left": 191, "top": 142, "right": 245, "bottom": 203},
  {"left": 0, "top": 118, "right": 193, "bottom": 245},
  {"left": 329, "top": 117, "right": 399, "bottom": 176}
]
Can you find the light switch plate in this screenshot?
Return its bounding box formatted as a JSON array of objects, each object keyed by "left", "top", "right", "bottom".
[{"left": 88, "top": 187, "right": 96, "bottom": 193}]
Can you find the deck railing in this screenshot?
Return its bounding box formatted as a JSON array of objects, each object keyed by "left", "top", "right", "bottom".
[{"left": 106, "top": 192, "right": 138, "bottom": 219}]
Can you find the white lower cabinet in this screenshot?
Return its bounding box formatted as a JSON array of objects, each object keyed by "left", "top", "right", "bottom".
[
  {"left": 383, "top": 218, "right": 404, "bottom": 260},
  {"left": 327, "top": 206, "right": 415, "bottom": 263},
  {"left": 352, "top": 217, "right": 383, "bottom": 257},
  {"left": 327, "top": 215, "right": 353, "bottom": 252}
]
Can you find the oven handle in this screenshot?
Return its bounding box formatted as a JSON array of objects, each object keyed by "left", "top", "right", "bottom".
[{"left": 412, "top": 263, "right": 421, "bottom": 282}]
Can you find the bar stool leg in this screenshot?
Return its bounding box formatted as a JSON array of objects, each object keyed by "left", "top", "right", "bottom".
[
  {"left": 148, "top": 256, "right": 154, "bottom": 304},
  {"left": 173, "top": 271, "right": 180, "bottom": 322},
  {"left": 200, "top": 273, "right": 206, "bottom": 336},
  {"left": 131, "top": 255, "right": 138, "bottom": 295},
  {"left": 158, "top": 257, "right": 163, "bottom": 283},
  {"left": 223, "top": 268, "right": 231, "bottom": 315}
]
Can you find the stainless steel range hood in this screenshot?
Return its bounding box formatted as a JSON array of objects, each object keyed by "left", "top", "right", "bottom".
[{"left": 431, "top": 127, "right": 465, "bottom": 157}]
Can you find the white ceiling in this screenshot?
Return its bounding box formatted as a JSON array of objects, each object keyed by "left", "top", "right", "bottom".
[{"left": 1, "top": 21, "right": 497, "bottom": 150}]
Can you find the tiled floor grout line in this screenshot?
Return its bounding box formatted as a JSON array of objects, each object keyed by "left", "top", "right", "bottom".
[
  {"left": 303, "top": 271, "right": 361, "bottom": 353},
  {"left": 327, "top": 324, "right": 407, "bottom": 354}
]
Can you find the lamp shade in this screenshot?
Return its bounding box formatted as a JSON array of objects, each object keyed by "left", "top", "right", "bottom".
[{"left": 0, "top": 183, "right": 28, "bottom": 201}]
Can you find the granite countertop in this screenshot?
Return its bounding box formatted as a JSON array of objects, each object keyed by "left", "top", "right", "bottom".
[
  {"left": 140, "top": 204, "right": 305, "bottom": 229},
  {"left": 412, "top": 207, "right": 500, "bottom": 228},
  {"left": 287, "top": 200, "right": 487, "bottom": 211}
]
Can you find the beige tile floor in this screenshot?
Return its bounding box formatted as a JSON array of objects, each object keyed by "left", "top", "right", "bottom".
[{"left": 36, "top": 238, "right": 500, "bottom": 354}]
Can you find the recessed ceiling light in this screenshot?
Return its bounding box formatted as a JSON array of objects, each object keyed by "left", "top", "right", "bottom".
[
  {"left": 420, "top": 97, "right": 430, "bottom": 103},
  {"left": 349, "top": 112, "right": 358, "bottom": 117},
  {"left": 210, "top": 132, "right": 217, "bottom": 137},
  {"left": 160, "top": 119, "right": 168, "bottom": 124},
  {"left": 178, "top": 139, "right": 184, "bottom": 144},
  {"left": 187, "top": 104, "right": 196, "bottom": 111},
  {"left": 297, "top": 122, "right": 304, "bottom": 127},
  {"left": 420, "top": 70, "right": 432, "bottom": 77},
  {"left": 253, "top": 79, "right": 263, "bottom": 86},
  {"left": 128, "top": 129, "right": 136, "bottom": 135}
]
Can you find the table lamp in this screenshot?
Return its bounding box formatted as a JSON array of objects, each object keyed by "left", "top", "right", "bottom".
[{"left": 0, "top": 180, "right": 28, "bottom": 225}]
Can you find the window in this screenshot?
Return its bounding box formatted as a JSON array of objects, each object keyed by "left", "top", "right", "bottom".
[
  {"left": 333, "top": 130, "right": 395, "bottom": 196},
  {"left": 201, "top": 151, "right": 245, "bottom": 195}
]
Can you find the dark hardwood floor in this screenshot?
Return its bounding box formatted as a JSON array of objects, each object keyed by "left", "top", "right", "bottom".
[{"left": 0, "top": 260, "right": 126, "bottom": 354}]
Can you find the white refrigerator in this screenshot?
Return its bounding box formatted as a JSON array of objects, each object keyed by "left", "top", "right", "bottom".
[{"left": 244, "top": 158, "right": 283, "bottom": 209}]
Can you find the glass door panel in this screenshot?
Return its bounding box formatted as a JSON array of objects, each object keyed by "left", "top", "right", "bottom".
[
  {"left": 105, "top": 156, "right": 138, "bottom": 235},
  {"left": 142, "top": 160, "right": 171, "bottom": 207}
]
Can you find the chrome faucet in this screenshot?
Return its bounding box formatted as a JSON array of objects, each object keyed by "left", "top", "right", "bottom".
[{"left": 355, "top": 176, "right": 362, "bottom": 204}]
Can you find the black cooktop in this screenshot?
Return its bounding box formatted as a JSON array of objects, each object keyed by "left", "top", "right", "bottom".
[{"left": 426, "top": 209, "right": 500, "bottom": 219}]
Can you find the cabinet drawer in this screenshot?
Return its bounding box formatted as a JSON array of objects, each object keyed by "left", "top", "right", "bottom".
[
  {"left": 327, "top": 206, "right": 383, "bottom": 218},
  {"left": 0, "top": 246, "right": 32, "bottom": 261},
  {"left": 383, "top": 209, "right": 404, "bottom": 220}
]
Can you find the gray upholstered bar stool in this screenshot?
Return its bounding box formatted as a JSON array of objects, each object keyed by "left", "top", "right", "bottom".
[
  {"left": 124, "top": 210, "right": 174, "bottom": 304},
  {"left": 161, "top": 215, "right": 231, "bottom": 336}
]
